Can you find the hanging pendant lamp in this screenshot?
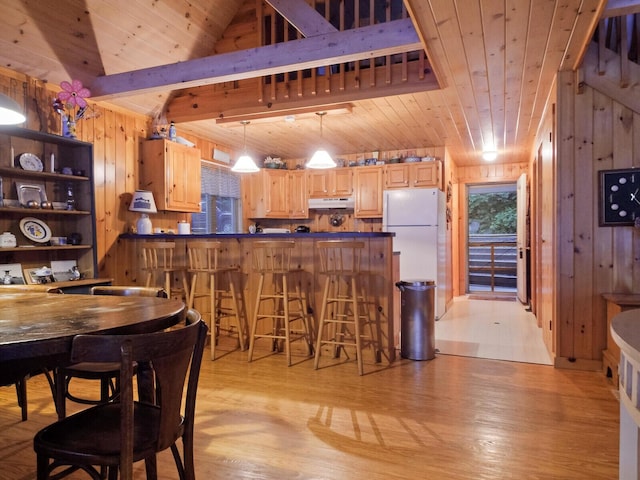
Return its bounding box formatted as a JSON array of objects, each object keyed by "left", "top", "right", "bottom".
[
  {"left": 306, "top": 112, "right": 336, "bottom": 169},
  {"left": 231, "top": 121, "right": 259, "bottom": 173},
  {"left": 0, "top": 94, "right": 25, "bottom": 125}
]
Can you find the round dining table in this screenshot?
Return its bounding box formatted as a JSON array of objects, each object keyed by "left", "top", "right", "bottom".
[
  {"left": 0, "top": 292, "right": 186, "bottom": 419},
  {"left": 0, "top": 292, "right": 186, "bottom": 364}
]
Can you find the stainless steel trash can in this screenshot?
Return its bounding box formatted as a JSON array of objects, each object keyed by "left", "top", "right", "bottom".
[{"left": 396, "top": 280, "right": 436, "bottom": 360}]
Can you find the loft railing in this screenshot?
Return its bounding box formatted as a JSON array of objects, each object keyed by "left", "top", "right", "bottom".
[
  {"left": 257, "top": 0, "right": 430, "bottom": 101},
  {"left": 595, "top": 13, "right": 640, "bottom": 86}
]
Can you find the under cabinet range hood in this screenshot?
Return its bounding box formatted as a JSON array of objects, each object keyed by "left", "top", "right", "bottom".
[{"left": 308, "top": 197, "right": 355, "bottom": 209}]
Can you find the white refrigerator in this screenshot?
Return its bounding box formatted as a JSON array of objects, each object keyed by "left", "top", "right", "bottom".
[{"left": 383, "top": 188, "right": 446, "bottom": 319}]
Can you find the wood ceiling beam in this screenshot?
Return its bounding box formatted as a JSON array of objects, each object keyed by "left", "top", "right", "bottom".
[
  {"left": 90, "top": 18, "right": 421, "bottom": 100},
  {"left": 264, "top": 0, "right": 338, "bottom": 36}
]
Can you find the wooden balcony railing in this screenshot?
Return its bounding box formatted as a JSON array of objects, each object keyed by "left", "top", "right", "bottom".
[{"left": 468, "top": 240, "right": 517, "bottom": 292}]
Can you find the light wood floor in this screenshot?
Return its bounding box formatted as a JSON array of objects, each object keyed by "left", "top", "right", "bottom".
[
  {"left": 0, "top": 326, "right": 620, "bottom": 480},
  {"left": 436, "top": 296, "right": 553, "bottom": 365}
]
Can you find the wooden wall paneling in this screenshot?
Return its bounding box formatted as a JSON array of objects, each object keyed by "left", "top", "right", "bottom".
[
  {"left": 89, "top": 106, "right": 107, "bottom": 277},
  {"left": 557, "top": 71, "right": 576, "bottom": 362},
  {"left": 611, "top": 101, "right": 634, "bottom": 294},
  {"left": 633, "top": 111, "right": 640, "bottom": 291},
  {"left": 572, "top": 86, "right": 596, "bottom": 360},
  {"left": 100, "top": 109, "right": 117, "bottom": 277},
  {"left": 591, "top": 89, "right": 615, "bottom": 341}
]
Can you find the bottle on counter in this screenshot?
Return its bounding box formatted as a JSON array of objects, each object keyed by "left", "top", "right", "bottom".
[{"left": 169, "top": 121, "right": 177, "bottom": 142}]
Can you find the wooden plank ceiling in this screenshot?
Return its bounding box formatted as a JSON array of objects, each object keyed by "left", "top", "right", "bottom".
[{"left": 0, "top": 0, "right": 614, "bottom": 166}]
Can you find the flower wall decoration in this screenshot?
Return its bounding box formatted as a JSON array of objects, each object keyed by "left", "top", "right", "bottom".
[{"left": 53, "top": 79, "right": 91, "bottom": 138}]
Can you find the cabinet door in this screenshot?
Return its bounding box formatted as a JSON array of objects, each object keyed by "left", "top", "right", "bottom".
[
  {"left": 333, "top": 168, "right": 353, "bottom": 196},
  {"left": 264, "top": 169, "right": 289, "bottom": 217},
  {"left": 354, "top": 166, "right": 383, "bottom": 218},
  {"left": 141, "top": 140, "right": 201, "bottom": 212},
  {"left": 385, "top": 164, "right": 410, "bottom": 188},
  {"left": 288, "top": 170, "right": 308, "bottom": 218},
  {"left": 308, "top": 171, "right": 330, "bottom": 197},
  {"left": 167, "top": 145, "right": 201, "bottom": 212},
  {"left": 411, "top": 162, "right": 440, "bottom": 188}
]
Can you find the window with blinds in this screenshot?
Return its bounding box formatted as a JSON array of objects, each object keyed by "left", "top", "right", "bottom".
[{"left": 191, "top": 162, "right": 242, "bottom": 234}]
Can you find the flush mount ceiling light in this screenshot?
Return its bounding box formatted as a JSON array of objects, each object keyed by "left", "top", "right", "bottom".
[
  {"left": 306, "top": 112, "right": 336, "bottom": 170},
  {"left": 482, "top": 150, "right": 498, "bottom": 161},
  {"left": 231, "top": 120, "right": 259, "bottom": 173},
  {"left": 0, "top": 94, "right": 25, "bottom": 125}
]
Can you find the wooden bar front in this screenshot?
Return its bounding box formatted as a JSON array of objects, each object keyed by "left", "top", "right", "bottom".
[{"left": 117, "top": 232, "right": 396, "bottom": 363}]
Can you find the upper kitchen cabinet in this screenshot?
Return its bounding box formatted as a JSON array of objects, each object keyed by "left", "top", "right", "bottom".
[
  {"left": 244, "top": 168, "right": 308, "bottom": 219},
  {"left": 353, "top": 165, "right": 383, "bottom": 218},
  {"left": 140, "top": 140, "right": 201, "bottom": 212},
  {"left": 308, "top": 168, "right": 353, "bottom": 198},
  {"left": 384, "top": 161, "right": 441, "bottom": 189}
]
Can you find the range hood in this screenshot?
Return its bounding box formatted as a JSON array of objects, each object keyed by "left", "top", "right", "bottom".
[{"left": 308, "top": 197, "right": 355, "bottom": 209}]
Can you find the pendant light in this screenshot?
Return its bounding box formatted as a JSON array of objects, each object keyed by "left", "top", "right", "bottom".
[
  {"left": 306, "top": 112, "right": 336, "bottom": 169},
  {"left": 0, "top": 94, "right": 25, "bottom": 125},
  {"left": 231, "top": 120, "right": 259, "bottom": 173}
]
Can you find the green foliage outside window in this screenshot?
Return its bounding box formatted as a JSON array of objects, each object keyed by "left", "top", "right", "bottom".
[{"left": 468, "top": 192, "right": 517, "bottom": 234}]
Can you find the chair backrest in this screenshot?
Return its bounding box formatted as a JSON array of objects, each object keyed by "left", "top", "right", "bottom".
[
  {"left": 90, "top": 285, "right": 168, "bottom": 298},
  {"left": 317, "top": 240, "right": 365, "bottom": 275},
  {"left": 252, "top": 240, "right": 297, "bottom": 273},
  {"left": 68, "top": 309, "right": 207, "bottom": 478},
  {"left": 141, "top": 241, "right": 177, "bottom": 270},
  {"left": 187, "top": 240, "right": 223, "bottom": 271}
]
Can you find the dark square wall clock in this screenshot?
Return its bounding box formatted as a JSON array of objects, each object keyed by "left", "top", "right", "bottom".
[{"left": 599, "top": 168, "right": 640, "bottom": 226}]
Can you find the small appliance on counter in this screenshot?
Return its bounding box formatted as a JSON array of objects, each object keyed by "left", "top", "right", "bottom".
[
  {"left": 295, "top": 225, "right": 310, "bottom": 233},
  {"left": 260, "top": 228, "right": 291, "bottom": 234}
]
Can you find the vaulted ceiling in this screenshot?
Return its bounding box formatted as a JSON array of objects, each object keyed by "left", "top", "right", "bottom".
[{"left": 0, "top": 0, "right": 629, "bottom": 166}]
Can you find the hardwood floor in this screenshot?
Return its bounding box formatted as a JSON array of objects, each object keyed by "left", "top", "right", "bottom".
[{"left": 1, "top": 337, "right": 620, "bottom": 479}]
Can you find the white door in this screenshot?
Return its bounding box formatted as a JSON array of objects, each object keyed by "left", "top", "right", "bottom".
[{"left": 516, "top": 174, "right": 528, "bottom": 304}]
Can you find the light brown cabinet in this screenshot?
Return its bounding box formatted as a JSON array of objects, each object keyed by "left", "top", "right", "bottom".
[
  {"left": 245, "top": 169, "right": 308, "bottom": 219},
  {"left": 308, "top": 168, "right": 353, "bottom": 198},
  {"left": 140, "top": 140, "right": 201, "bottom": 212},
  {"left": 354, "top": 165, "right": 383, "bottom": 218},
  {"left": 0, "top": 127, "right": 98, "bottom": 287},
  {"left": 384, "top": 162, "right": 441, "bottom": 189},
  {"left": 288, "top": 170, "right": 308, "bottom": 218}
]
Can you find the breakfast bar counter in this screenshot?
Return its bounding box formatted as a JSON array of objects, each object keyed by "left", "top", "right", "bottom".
[{"left": 116, "top": 232, "right": 396, "bottom": 363}]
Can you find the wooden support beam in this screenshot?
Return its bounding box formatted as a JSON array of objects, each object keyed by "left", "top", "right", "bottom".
[{"left": 90, "top": 19, "right": 421, "bottom": 100}]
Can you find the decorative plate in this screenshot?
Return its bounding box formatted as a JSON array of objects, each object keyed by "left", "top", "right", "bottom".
[
  {"left": 19, "top": 217, "right": 52, "bottom": 243},
  {"left": 18, "top": 153, "right": 43, "bottom": 172}
]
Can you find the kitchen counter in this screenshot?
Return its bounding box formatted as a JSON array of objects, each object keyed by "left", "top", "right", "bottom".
[
  {"left": 119, "top": 231, "right": 394, "bottom": 239},
  {"left": 116, "top": 232, "right": 396, "bottom": 363}
]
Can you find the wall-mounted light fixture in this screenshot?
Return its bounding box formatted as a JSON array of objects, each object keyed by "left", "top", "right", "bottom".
[{"left": 231, "top": 120, "right": 259, "bottom": 173}]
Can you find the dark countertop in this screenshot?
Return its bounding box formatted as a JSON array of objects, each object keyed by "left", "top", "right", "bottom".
[{"left": 120, "top": 231, "right": 394, "bottom": 239}]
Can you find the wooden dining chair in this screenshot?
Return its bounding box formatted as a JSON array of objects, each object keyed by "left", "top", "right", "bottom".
[
  {"left": 34, "top": 309, "right": 208, "bottom": 480},
  {"left": 56, "top": 286, "right": 168, "bottom": 419}
]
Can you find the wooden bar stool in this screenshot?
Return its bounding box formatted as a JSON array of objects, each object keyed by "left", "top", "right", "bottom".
[
  {"left": 186, "top": 240, "right": 245, "bottom": 360},
  {"left": 313, "top": 240, "right": 374, "bottom": 376},
  {"left": 247, "top": 240, "right": 313, "bottom": 366},
  {"left": 141, "top": 241, "right": 189, "bottom": 301}
]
